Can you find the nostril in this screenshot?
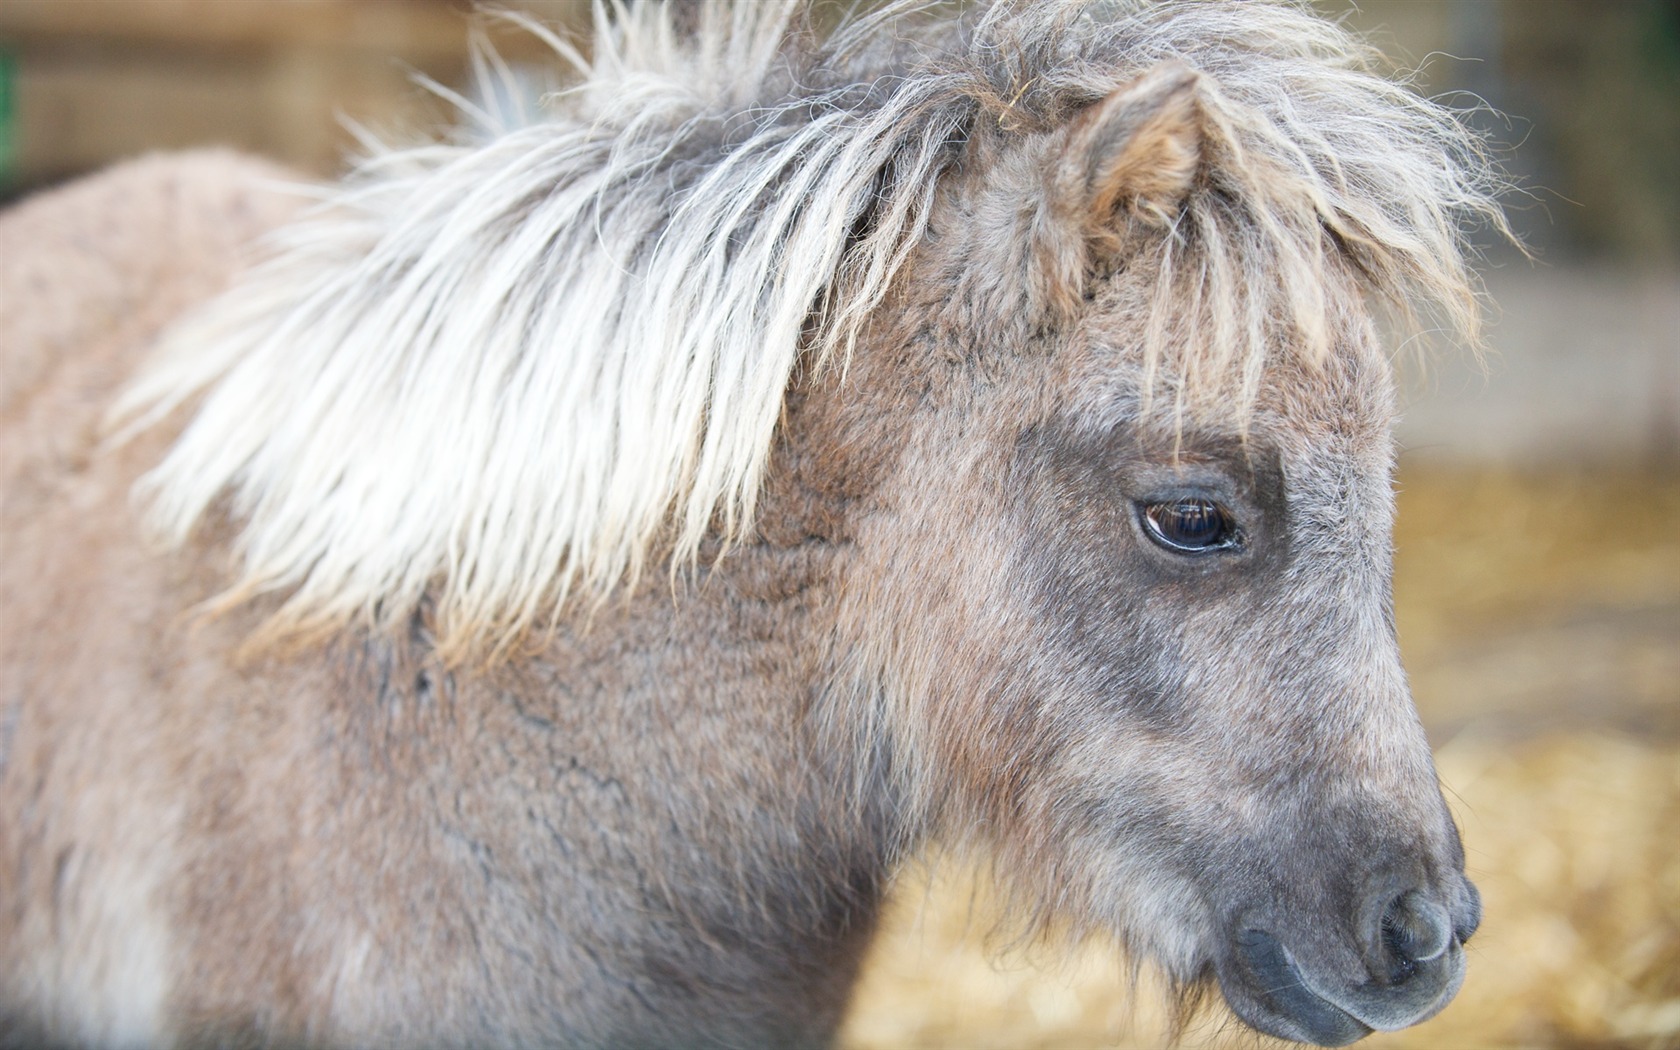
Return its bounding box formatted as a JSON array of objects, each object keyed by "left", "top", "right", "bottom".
[
  {"left": 1454, "top": 879, "right": 1482, "bottom": 946},
  {"left": 1380, "top": 890, "right": 1452, "bottom": 980}
]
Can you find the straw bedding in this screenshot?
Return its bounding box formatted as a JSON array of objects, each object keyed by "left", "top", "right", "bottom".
[{"left": 842, "top": 467, "right": 1680, "bottom": 1049}]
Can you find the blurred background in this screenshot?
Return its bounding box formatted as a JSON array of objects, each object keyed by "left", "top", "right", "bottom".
[{"left": 1, "top": 1, "right": 1675, "bottom": 1046}]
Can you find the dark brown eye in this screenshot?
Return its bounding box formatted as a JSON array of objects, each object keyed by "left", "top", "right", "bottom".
[{"left": 1139, "top": 498, "right": 1239, "bottom": 553}]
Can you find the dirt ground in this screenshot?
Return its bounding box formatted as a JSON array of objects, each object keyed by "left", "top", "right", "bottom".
[{"left": 840, "top": 466, "right": 1680, "bottom": 1050}]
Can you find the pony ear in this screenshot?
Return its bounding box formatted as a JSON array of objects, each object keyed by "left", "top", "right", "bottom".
[
  {"left": 1033, "top": 63, "right": 1205, "bottom": 317},
  {"left": 1060, "top": 62, "right": 1205, "bottom": 242}
]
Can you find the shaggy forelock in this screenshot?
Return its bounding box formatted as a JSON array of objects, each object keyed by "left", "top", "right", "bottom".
[{"left": 114, "top": 0, "right": 1505, "bottom": 656}]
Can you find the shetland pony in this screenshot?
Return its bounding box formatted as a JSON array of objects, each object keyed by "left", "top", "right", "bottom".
[{"left": 0, "top": 2, "right": 1505, "bottom": 1045}]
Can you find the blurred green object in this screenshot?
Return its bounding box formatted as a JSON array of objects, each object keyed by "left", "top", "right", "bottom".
[{"left": 0, "top": 50, "right": 14, "bottom": 186}]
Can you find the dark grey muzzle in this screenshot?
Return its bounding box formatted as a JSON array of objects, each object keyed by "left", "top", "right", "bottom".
[{"left": 1220, "top": 876, "right": 1479, "bottom": 1046}]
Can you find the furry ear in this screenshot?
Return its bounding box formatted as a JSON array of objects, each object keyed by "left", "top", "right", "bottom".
[
  {"left": 1034, "top": 63, "right": 1205, "bottom": 317},
  {"left": 1066, "top": 62, "right": 1204, "bottom": 231}
]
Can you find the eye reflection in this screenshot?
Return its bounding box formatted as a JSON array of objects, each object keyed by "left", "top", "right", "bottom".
[{"left": 1139, "top": 498, "right": 1239, "bottom": 553}]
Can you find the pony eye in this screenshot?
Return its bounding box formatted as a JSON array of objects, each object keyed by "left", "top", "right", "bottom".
[{"left": 1139, "top": 498, "right": 1239, "bottom": 553}]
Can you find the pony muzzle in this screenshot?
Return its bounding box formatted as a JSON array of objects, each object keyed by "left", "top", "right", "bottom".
[{"left": 1220, "top": 880, "right": 1474, "bottom": 1046}]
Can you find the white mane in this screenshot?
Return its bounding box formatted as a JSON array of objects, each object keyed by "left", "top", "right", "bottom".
[{"left": 116, "top": 0, "right": 1506, "bottom": 656}]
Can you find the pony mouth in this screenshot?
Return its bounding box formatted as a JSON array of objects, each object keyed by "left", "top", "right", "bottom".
[{"left": 1221, "top": 928, "right": 1466, "bottom": 1047}]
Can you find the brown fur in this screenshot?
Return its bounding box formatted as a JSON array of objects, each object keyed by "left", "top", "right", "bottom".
[{"left": 0, "top": 154, "right": 902, "bottom": 1047}]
